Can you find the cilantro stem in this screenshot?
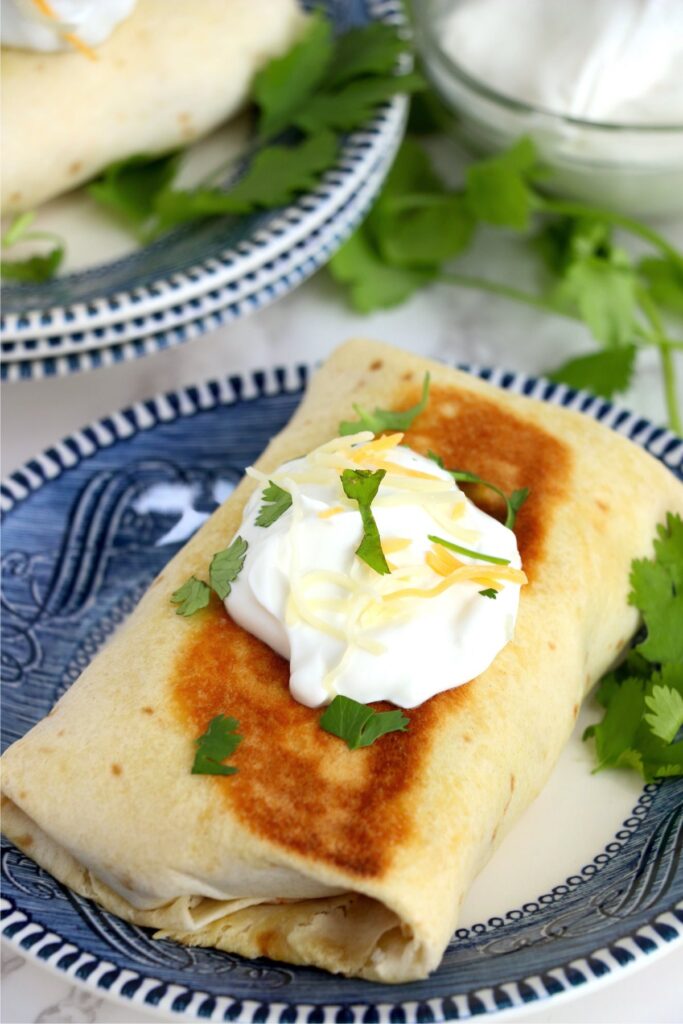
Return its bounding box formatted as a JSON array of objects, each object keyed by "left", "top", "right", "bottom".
[
  {"left": 534, "top": 196, "right": 683, "bottom": 273},
  {"left": 440, "top": 272, "right": 573, "bottom": 319},
  {"left": 428, "top": 534, "right": 510, "bottom": 565},
  {"left": 638, "top": 287, "right": 683, "bottom": 435}
]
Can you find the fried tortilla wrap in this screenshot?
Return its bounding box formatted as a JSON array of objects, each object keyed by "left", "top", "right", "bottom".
[
  {"left": 1, "top": 0, "right": 305, "bottom": 214},
  {"left": 2, "top": 339, "right": 682, "bottom": 982}
]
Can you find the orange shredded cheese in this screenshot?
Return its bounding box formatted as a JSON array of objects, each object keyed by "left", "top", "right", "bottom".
[
  {"left": 425, "top": 545, "right": 464, "bottom": 577},
  {"left": 318, "top": 506, "right": 345, "bottom": 519},
  {"left": 30, "top": 0, "right": 98, "bottom": 60},
  {"left": 381, "top": 537, "right": 412, "bottom": 555},
  {"left": 385, "top": 563, "right": 527, "bottom": 602}
]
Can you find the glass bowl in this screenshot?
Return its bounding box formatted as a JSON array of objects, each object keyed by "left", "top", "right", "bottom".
[{"left": 413, "top": 0, "right": 683, "bottom": 218}]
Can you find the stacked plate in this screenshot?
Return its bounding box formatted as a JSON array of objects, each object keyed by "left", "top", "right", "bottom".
[{"left": 0, "top": 0, "right": 407, "bottom": 382}]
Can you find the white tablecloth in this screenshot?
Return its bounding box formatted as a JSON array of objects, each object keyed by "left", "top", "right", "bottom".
[{"left": 2, "top": 256, "right": 682, "bottom": 1023}]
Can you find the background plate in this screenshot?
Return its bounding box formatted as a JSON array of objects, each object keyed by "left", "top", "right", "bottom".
[
  {"left": 1, "top": 0, "right": 407, "bottom": 338},
  {"left": 0, "top": 123, "right": 402, "bottom": 377},
  {"left": 1, "top": 363, "right": 682, "bottom": 1022}
]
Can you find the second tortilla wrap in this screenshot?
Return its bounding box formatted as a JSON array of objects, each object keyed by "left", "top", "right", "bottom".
[{"left": 1, "top": 0, "right": 306, "bottom": 214}]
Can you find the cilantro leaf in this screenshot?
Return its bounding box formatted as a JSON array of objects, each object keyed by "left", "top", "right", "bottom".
[
  {"left": 339, "top": 372, "right": 430, "bottom": 435},
  {"left": 209, "top": 536, "right": 248, "bottom": 600},
  {"left": 253, "top": 11, "right": 334, "bottom": 138},
  {"left": 155, "top": 132, "right": 339, "bottom": 228},
  {"left": 256, "top": 481, "right": 292, "bottom": 528},
  {"left": 427, "top": 453, "right": 529, "bottom": 530},
  {"left": 549, "top": 346, "right": 637, "bottom": 399},
  {"left": 294, "top": 73, "right": 424, "bottom": 134},
  {"left": 644, "top": 682, "right": 683, "bottom": 743},
  {"left": 340, "top": 468, "right": 390, "bottom": 575},
  {"left": 328, "top": 228, "right": 436, "bottom": 313},
  {"left": 1, "top": 245, "right": 64, "bottom": 283},
  {"left": 192, "top": 714, "right": 242, "bottom": 776},
  {"left": 558, "top": 250, "right": 639, "bottom": 348},
  {"left": 583, "top": 676, "right": 645, "bottom": 772},
  {"left": 171, "top": 576, "right": 211, "bottom": 616},
  {"left": 464, "top": 137, "right": 538, "bottom": 230},
  {"left": 89, "top": 152, "right": 180, "bottom": 237},
  {"left": 639, "top": 257, "right": 683, "bottom": 317},
  {"left": 630, "top": 513, "right": 683, "bottom": 665},
  {"left": 372, "top": 191, "right": 474, "bottom": 269},
  {"left": 428, "top": 534, "right": 510, "bottom": 566},
  {"left": 479, "top": 588, "right": 498, "bottom": 599},
  {"left": 324, "top": 22, "right": 409, "bottom": 89},
  {"left": 320, "top": 695, "right": 408, "bottom": 749},
  {"left": 1, "top": 211, "right": 64, "bottom": 283}
]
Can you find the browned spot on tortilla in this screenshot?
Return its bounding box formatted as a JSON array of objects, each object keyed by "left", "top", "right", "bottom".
[
  {"left": 9, "top": 192, "right": 22, "bottom": 205},
  {"left": 57, "top": 729, "right": 65, "bottom": 737},
  {"left": 405, "top": 384, "right": 572, "bottom": 577},
  {"left": 257, "top": 930, "right": 278, "bottom": 957},
  {"left": 510, "top": 773, "right": 516, "bottom": 792},
  {"left": 595, "top": 499, "right": 610, "bottom": 513},
  {"left": 402, "top": 372, "right": 414, "bottom": 381},
  {"left": 68, "top": 161, "right": 82, "bottom": 176},
  {"left": 111, "top": 763, "right": 123, "bottom": 776},
  {"left": 141, "top": 706, "right": 155, "bottom": 715},
  {"left": 173, "top": 606, "right": 470, "bottom": 879},
  {"left": 573, "top": 703, "right": 579, "bottom": 719},
  {"left": 369, "top": 360, "right": 383, "bottom": 371},
  {"left": 548, "top": 641, "right": 556, "bottom": 651},
  {"left": 16, "top": 834, "right": 33, "bottom": 847},
  {"left": 19, "top": 791, "right": 28, "bottom": 800}
]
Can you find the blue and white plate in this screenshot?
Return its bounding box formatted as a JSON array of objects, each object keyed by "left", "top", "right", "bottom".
[
  {"left": 1, "top": 363, "right": 682, "bottom": 1023},
  {"left": 0, "top": 129, "right": 401, "bottom": 381},
  {"left": 0, "top": 0, "right": 407, "bottom": 352}
]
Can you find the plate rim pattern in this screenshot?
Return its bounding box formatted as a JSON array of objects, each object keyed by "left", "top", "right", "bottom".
[{"left": 1, "top": 361, "right": 682, "bottom": 1023}]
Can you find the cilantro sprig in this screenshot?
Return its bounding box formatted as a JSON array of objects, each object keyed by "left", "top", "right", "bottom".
[
  {"left": 192, "top": 715, "right": 243, "bottom": 776},
  {"left": 583, "top": 513, "right": 683, "bottom": 780},
  {"left": 171, "top": 535, "right": 248, "bottom": 615},
  {"left": 339, "top": 372, "right": 430, "bottom": 435},
  {"left": 330, "top": 132, "right": 683, "bottom": 433},
  {"left": 255, "top": 481, "right": 292, "bottom": 528},
  {"left": 320, "top": 695, "right": 408, "bottom": 749},
  {"left": 427, "top": 451, "right": 529, "bottom": 530},
  {"left": 340, "top": 468, "right": 390, "bottom": 575}
]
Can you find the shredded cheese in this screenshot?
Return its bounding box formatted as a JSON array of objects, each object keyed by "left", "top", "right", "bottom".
[{"left": 30, "top": 0, "right": 98, "bottom": 59}]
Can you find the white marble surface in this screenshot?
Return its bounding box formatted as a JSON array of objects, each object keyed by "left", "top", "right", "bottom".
[{"left": 2, "top": 253, "right": 683, "bottom": 1023}]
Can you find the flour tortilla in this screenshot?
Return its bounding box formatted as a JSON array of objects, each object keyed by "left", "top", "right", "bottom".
[
  {"left": 2, "top": 339, "right": 682, "bottom": 982},
  {"left": 1, "top": 0, "right": 306, "bottom": 213}
]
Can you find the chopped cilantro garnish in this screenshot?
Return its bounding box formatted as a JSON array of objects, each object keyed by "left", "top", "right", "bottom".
[
  {"left": 209, "top": 536, "right": 249, "bottom": 600},
  {"left": 171, "top": 535, "right": 248, "bottom": 613},
  {"left": 479, "top": 588, "right": 498, "bottom": 599},
  {"left": 192, "top": 715, "right": 242, "bottom": 776},
  {"left": 170, "top": 576, "right": 211, "bottom": 616},
  {"left": 255, "top": 481, "right": 292, "bottom": 528},
  {"left": 583, "top": 513, "right": 683, "bottom": 781},
  {"left": 429, "top": 534, "right": 510, "bottom": 566},
  {"left": 427, "top": 452, "right": 529, "bottom": 530},
  {"left": 339, "top": 372, "right": 430, "bottom": 436},
  {"left": 340, "top": 468, "right": 390, "bottom": 575},
  {"left": 320, "top": 695, "right": 408, "bottom": 750}
]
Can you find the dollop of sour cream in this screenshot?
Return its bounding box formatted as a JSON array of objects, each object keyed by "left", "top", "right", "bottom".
[
  {"left": 2, "top": 0, "right": 137, "bottom": 52},
  {"left": 439, "top": 0, "right": 683, "bottom": 125},
  {"left": 226, "top": 432, "right": 526, "bottom": 709}
]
